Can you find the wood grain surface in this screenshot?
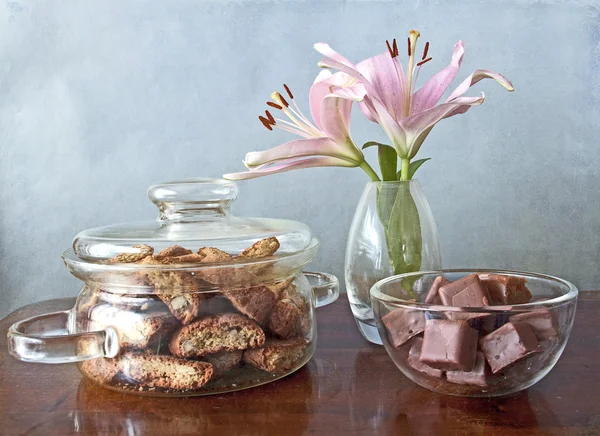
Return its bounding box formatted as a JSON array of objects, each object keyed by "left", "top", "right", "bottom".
[{"left": 1, "top": 293, "right": 599, "bottom": 435}]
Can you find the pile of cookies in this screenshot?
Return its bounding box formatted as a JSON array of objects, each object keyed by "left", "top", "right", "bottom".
[{"left": 80, "top": 237, "right": 311, "bottom": 393}]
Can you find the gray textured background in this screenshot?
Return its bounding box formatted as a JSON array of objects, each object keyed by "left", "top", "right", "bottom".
[{"left": 1, "top": 0, "right": 599, "bottom": 318}]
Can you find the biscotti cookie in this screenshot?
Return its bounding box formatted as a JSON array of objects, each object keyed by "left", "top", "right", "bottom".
[
  {"left": 88, "top": 304, "right": 177, "bottom": 351},
  {"left": 154, "top": 245, "right": 193, "bottom": 260},
  {"left": 267, "top": 284, "right": 310, "bottom": 339},
  {"left": 196, "top": 247, "right": 256, "bottom": 286},
  {"left": 169, "top": 313, "right": 265, "bottom": 358},
  {"left": 121, "top": 352, "right": 214, "bottom": 390},
  {"left": 265, "top": 278, "right": 295, "bottom": 300},
  {"left": 107, "top": 244, "right": 154, "bottom": 264},
  {"left": 197, "top": 247, "right": 233, "bottom": 263},
  {"left": 236, "top": 237, "right": 281, "bottom": 277},
  {"left": 81, "top": 357, "right": 120, "bottom": 385},
  {"left": 203, "top": 350, "right": 243, "bottom": 376},
  {"left": 138, "top": 255, "right": 204, "bottom": 325},
  {"left": 78, "top": 288, "right": 102, "bottom": 318},
  {"left": 82, "top": 353, "right": 214, "bottom": 391},
  {"left": 201, "top": 294, "right": 237, "bottom": 315},
  {"left": 223, "top": 285, "right": 277, "bottom": 325},
  {"left": 235, "top": 237, "right": 280, "bottom": 260},
  {"left": 242, "top": 338, "right": 309, "bottom": 374}
]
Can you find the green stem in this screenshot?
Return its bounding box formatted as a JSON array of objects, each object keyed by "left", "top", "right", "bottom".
[
  {"left": 359, "top": 161, "right": 381, "bottom": 182},
  {"left": 400, "top": 158, "right": 410, "bottom": 181}
]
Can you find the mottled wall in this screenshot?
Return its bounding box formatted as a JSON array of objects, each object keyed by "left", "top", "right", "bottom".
[{"left": 1, "top": 0, "right": 599, "bottom": 317}]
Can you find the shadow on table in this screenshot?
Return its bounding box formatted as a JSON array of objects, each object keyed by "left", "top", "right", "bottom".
[{"left": 347, "top": 349, "right": 563, "bottom": 435}]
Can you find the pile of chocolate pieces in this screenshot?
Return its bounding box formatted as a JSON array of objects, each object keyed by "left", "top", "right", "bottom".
[{"left": 383, "top": 273, "right": 559, "bottom": 388}]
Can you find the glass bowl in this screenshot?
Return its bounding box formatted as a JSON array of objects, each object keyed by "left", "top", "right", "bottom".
[{"left": 370, "top": 270, "right": 578, "bottom": 397}]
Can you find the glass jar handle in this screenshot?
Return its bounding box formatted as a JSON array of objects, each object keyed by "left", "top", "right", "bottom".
[
  {"left": 304, "top": 271, "right": 339, "bottom": 308},
  {"left": 7, "top": 310, "right": 119, "bottom": 364}
]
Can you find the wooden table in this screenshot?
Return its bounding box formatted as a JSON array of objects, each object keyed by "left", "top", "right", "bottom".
[{"left": 1, "top": 293, "right": 599, "bottom": 435}]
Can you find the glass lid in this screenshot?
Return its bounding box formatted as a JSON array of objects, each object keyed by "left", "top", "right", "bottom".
[{"left": 71, "top": 178, "right": 313, "bottom": 264}]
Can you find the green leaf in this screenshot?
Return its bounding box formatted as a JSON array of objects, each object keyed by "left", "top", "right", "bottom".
[
  {"left": 409, "top": 158, "right": 431, "bottom": 179},
  {"left": 362, "top": 142, "right": 398, "bottom": 181},
  {"left": 386, "top": 183, "right": 423, "bottom": 275},
  {"left": 375, "top": 183, "right": 423, "bottom": 298},
  {"left": 362, "top": 141, "right": 392, "bottom": 150},
  {"left": 396, "top": 158, "right": 431, "bottom": 180}
]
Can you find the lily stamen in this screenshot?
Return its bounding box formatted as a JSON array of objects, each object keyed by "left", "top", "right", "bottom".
[
  {"left": 387, "top": 39, "right": 399, "bottom": 58},
  {"left": 267, "top": 101, "right": 283, "bottom": 110},
  {"left": 283, "top": 84, "right": 294, "bottom": 99},
  {"left": 258, "top": 115, "right": 273, "bottom": 131},
  {"left": 386, "top": 40, "right": 394, "bottom": 58},
  {"left": 405, "top": 30, "right": 421, "bottom": 116},
  {"left": 270, "top": 90, "right": 323, "bottom": 137},
  {"left": 277, "top": 92, "right": 289, "bottom": 108},
  {"left": 280, "top": 85, "right": 321, "bottom": 134},
  {"left": 265, "top": 110, "right": 275, "bottom": 124},
  {"left": 417, "top": 57, "right": 432, "bottom": 67},
  {"left": 273, "top": 122, "right": 313, "bottom": 138},
  {"left": 422, "top": 42, "right": 430, "bottom": 60}
]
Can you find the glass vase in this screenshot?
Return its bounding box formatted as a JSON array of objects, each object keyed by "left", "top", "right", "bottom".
[{"left": 345, "top": 180, "right": 442, "bottom": 344}]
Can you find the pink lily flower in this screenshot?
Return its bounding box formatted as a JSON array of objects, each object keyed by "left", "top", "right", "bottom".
[
  {"left": 223, "top": 73, "right": 379, "bottom": 181},
  {"left": 314, "top": 30, "right": 514, "bottom": 178}
]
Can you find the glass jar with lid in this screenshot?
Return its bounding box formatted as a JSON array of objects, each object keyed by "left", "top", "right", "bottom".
[{"left": 7, "top": 179, "right": 338, "bottom": 396}]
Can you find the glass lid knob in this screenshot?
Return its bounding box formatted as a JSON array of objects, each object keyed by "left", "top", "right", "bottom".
[{"left": 148, "top": 178, "right": 239, "bottom": 222}]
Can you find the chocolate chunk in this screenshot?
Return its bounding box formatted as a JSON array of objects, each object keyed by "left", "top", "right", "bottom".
[
  {"left": 420, "top": 319, "right": 479, "bottom": 371},
  {"left": 446, "top": 352, "right": 488, "bottom": 387},
  {"left": 424, "top": 276, "right": 450, "bottom": 304},
  {"left": 407, "top": 337, "right": 444, "bottom": 378},
  {"left": 479, "top": 274, "right": 532, "bottom": 305},
  {"left": 462, "top": 312, "right": 506, "bottom": 336},
  {"left": 438, "top": 274, "right": 491, "bottom": 307},
  {"left": 509, "top": 310, "right": 559, "bottom": 341},
  {"left": 448, "top": 308, "right": 503, "bottom": 327},
  {"left": 479, "top": 321, "right": 539, "bottom": 374},
  {"left": 453, "top": 284, "right": 491, "bottom": 307},
  {"left": 382, "top": 308, "right": 426, "bottom": 347}
]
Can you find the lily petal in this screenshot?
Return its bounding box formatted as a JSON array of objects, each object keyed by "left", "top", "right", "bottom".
[
  {"left": 446, "top": 69, "right": 514, "bottom": 102},
  {"left": 329, "top": 83, "right": 379, "bottom": 123},
  {"left": 223, "top": 156, "right": 358, "bottom": 180},
  {"left": 358, "top": 101, "right": 377, "bottom": 123},
  {"left": 370, "top": 97, "right": 408, "bottom": 157},
  {"left": 244, "top": 137, "right": 361, "bottom": 168},
  {"left": 319, "top": 95, "right": 355, "bottom": 146},
  {"left": 330, "top": 91, "right": 407, "bottom": 155},
  {"left": 329, "top": 83, "right": 367, "bottom": 101},
  {"left": 316, "top": 55, "right": 385, "bottom": 106},
  {"left": 317, "top": 55, "right": 407, "bottom": 133},
  {"left": 315, "top": 53, "right": 407, "bottom": 151},
  {"left": 309, "top": 70, "right": 356, "bottom": 130},
  {"left": 314, "top": 42, "right": 357, "bottom": 70},
  {"left": 401, "top": 94, "right": 485, "bottom": 158},
  {"left": 411, "top": 40, "right": 465, "bottom": 115},
  {"left": 356, "top": 52, "right": 407, "bottom": 120},
  {"left": 309, "top": 70, "right": 334, "bottom": 129}
]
